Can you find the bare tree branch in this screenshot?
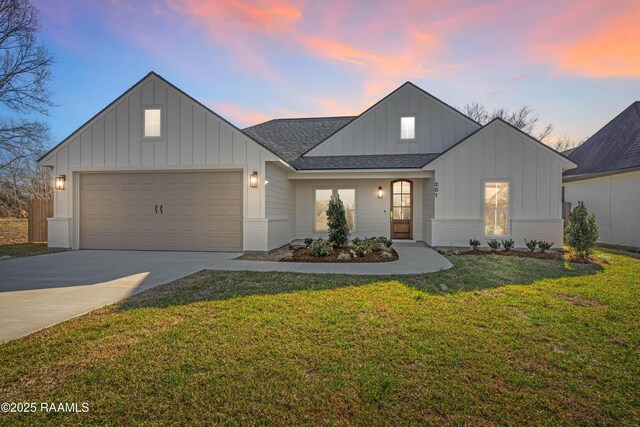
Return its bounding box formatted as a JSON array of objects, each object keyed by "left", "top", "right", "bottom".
[
  {"left": 462, "top": 102, "right": 555, "bottom": 142},
  {"left": 0, "top": 0, "right": 53, "bottom": 216},
  {"left": 550, "top": 135, "right": 589, "bottom": 153}
]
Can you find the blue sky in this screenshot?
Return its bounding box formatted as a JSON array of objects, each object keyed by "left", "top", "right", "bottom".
[{"left": 36, "top": 0, "right": 640, "bottom": 149}]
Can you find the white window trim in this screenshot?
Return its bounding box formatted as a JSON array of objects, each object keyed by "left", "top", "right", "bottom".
[
  {"left": 483, "top": 179, "right": 511, "bottom": 237},
  {"left": 142, "top": 106, "right": 164, "bottom": 141},
  {"left": 399, "top": 115, "right": 417, "bottom": 142},
  {"left": 313, "top": 188, "right": 357, "bottom": 233}
]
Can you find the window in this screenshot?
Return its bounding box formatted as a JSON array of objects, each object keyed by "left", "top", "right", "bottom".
[
  {"left": 144, "top": 108, "right": 161, "bottom": 138},
  {"left": 400, "top": 116, "right": 415, "bottom": 140},
  {"left": 314, "top": 189, "right": 332, "bottom": 231},
  {"left": 339, "top": 189, "right": 356, "bottom": 230},
  {"left": 484, "top": 182, "right": 509, "bottom": 235},
  {"left": 314, "top": 188, "right": 356, "bottom": 231}
]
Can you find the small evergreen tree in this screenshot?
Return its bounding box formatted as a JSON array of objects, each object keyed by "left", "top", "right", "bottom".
[
  {"left": 565, "top": 201, "right": 599, "bottom": 257},
  {"left": 327, "top": 194, "right": 350, "bottom": 247}
]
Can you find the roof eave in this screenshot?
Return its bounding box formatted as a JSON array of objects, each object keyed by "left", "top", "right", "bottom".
[{"left": 563, "top": 165, "right": 640, "bottom": 182}]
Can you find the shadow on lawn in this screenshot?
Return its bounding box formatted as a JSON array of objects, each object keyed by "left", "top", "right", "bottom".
[{"left": 118, "top": 255, "right": 603, "bottom": 310}]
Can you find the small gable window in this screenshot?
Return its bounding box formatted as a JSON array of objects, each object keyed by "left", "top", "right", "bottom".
[
  {"left": 144, "top": 108, "right": 161, "bottom": 138},
  {"left": 400, "top": 116, "right": 415, "bottom": 140}
]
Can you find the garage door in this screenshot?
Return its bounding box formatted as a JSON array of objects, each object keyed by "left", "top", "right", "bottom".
[{"left": 80, "top": 171, "right": 243, "bottom": 251}]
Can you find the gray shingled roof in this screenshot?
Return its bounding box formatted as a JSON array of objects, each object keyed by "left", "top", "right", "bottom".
[
  {"left": 565, "top": 101, "right": 640, "bottom": 177},
  {"left": 243, "top": 116, "right": 355, "bottom": 163},
  {"left": 291, "top": 154, "right": 438, "bottom": 170}
]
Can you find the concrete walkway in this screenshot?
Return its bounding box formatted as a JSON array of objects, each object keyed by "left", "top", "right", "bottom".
[
  {"left": 219, "top": 242, "right": 452, "bottom": 275},
  {"left": 0, "top": 243, "right": 449, "bottom": 342}
]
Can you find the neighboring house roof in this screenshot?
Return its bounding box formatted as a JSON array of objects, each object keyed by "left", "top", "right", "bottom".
[
  {"left": 291, "top": 153, "right": 438, "bottom": 170},
  {"left": 565, "top": 101, "right": 640, "bottom": 179},
  {"left": 243, "top": 116, "right": 355, "bottom": 163},
  {"left": 562, "top": 147, "right": 577, "bottom": 156}
]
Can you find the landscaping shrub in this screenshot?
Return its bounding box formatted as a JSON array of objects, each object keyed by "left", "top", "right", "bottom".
[
  {"left": 487, "top": 239, "right": 501, "bottom": 252},
  {"left": 327, "top": 194, "right": 350, "bottom": 247},
  {"left": 565, "top": 201, "right": 599, "bottom": 257},
  {"left": 538, "top": 241, "right": 553, "bottom": 253},
  {"left": 303, "top": 237, "right": 314, "bottom": 247},
  {"left": 524, "top": 239, "right": 538, "bottom": 252},
  {"left": 376, "top": 236, "right": 393, "bottom": 248},
  {"left": 308, "top": 238, "right": 333, "bottom": 256},
  {"left": 501, "top": 239, "right": 515, "bottom": 251},
  {"left": 381, "top": 249, "right": 394, "bottom": 259},
  {"left": 352, "top": 237, "right": 379, "bottom": 255},
  {"left": 469, "top": 239, "right": 481, "bottom": 250},
  {"left": 337, "top": 251, "right": 351, "bottom": 261}
]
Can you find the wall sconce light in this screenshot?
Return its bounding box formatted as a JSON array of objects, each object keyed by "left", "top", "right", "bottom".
[
  {"left": 54, "top": 175, "right": 66, "bottom": 190},
  {"left": 249, "top": 171, "right": 259, "bottom": 188},
  {"left": 378, "top": 186, "right": 384, "bottom": 198}
]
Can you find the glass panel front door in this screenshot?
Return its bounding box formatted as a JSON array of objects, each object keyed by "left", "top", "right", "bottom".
[{"left": 390, "top": 180, "right": 412, "bottom": 239}]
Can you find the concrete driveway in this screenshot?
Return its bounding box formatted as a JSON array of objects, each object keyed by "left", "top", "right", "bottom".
[
  {"left": 0, "top": 244, "right": 450, "bottom": 343},
  {"left": 0, "top": 250, "right": 238, "bottom": 343}
]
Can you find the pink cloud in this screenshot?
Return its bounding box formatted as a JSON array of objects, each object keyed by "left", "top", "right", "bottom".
[
  {"left": 166, "top": 0, "right": 304, "bottom": 79},
  {"left": 211, "top": 101, "right": 271, "bottom": 127},
  {"left": 165, "top": 0, "right": 454, "bottom": 97},
  {"left": 532, "top": 0, "right": 640, "bottom": 77}
]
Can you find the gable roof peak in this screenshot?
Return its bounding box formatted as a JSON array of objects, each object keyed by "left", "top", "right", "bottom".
[{"left": 38, "top": 70, "right": 284, "bottom": 164}]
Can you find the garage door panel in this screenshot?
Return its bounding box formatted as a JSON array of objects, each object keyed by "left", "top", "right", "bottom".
[
  {"left": 80, "top": 171, "right": 243, "bottom": 251},
  {"left": 224, "top": 236, "right": 242, "bottom": 249},
  {"left": 225, "top": 188, "right": 241, "bottom": 201},
  {"left": 226, "top": 220, "right": 242, "bottom": 233},
  {"left": 225, "top": 172, "right": 242, "bottom": 184},
  {"left": 225, "top": 204, "right": 242, "bottom": 216},
  {"left": 207, "top": 173, "right": 223, "bottom": 184}
]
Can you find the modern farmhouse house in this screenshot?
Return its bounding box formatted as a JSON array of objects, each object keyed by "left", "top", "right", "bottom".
[
  {"left": 563, "top": 101, "right": 640, "bottom": 247},
  {"left": 38, "top": 72, "right": 575, "bottom": 252}
]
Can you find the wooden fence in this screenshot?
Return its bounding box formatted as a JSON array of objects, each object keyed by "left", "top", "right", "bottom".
[
  {"left": 28, "top": 199, "right": 53, "bottom": 243},
  {"left": 562, "top": 202, "right": 572, "bottom": 228}
]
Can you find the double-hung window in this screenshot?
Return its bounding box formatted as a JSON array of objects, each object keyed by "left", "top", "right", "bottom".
[
  {"left": 484, "top": 182, "right": 509, "bottom": 235},
  {"left": 314, "top": 189, "right": 355, "bottom": 231}
]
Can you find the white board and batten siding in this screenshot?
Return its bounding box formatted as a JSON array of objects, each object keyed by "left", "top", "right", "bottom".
[
  {"left": 306, "top": 83, "right": 479, "bottom": 157},
  {"left": 265, "top": 162, "right": 296, "bottom": 250},
  {"left": 294, "top": 179, "right": 424, "bottom": 241},
  {"left": 40, "top": 73, "right": 279, "bottom": 251},
  {"left": 564, "top": 170, "right": 640, "bottom": 247},
  {"left": 422, "top": 178, "right": 435, "bottom": 245},
  {"left": 429, "top": 120, "right": 573, "bottom": 248}
]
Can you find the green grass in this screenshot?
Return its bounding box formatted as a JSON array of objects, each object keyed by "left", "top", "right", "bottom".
[
  {"left": 0, "top": 242, "right": 48, "bottom": 258},
  {"left": 1, "top": 252, "right": 638, "bottom": 425},
  {"left": 0, "top": 219, "right": 49, "bottom": 258}
]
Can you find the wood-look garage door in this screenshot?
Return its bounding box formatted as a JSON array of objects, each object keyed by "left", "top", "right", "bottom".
[{"left": 80, "top": 171, "right": 243, "bottom": 251}]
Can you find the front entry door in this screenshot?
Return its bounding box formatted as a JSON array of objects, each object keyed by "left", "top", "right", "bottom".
[{"left": 390, "top": 179, "right": 413, "bottom": 239}]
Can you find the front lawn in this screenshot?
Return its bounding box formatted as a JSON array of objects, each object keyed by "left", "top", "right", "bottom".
[{"left": 1, "top": 252, "right": 638, "bottom": 425}]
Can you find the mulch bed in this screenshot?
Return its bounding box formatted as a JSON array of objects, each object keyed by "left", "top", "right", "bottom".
[
  {"left": 455, "top": 249, "right": 606, "bottom": 264},
  {"left": 284, "top": 247, "right": 398, "bottom": 263},
  {"left": 235, "top": 246, "right": 293, "bottom": 261}
]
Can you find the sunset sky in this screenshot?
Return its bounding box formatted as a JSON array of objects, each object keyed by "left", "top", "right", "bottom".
[{"left": 38, "top": 0, "right": 640, "bottom": 147}]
